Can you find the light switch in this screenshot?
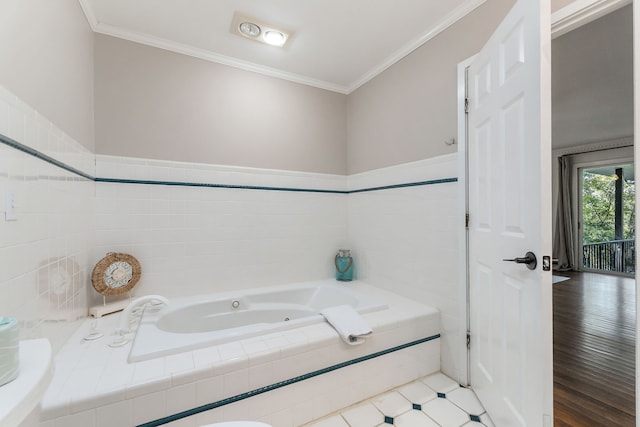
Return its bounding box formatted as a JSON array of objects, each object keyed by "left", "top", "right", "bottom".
[{"left": 4, "top": 188, "right": 16, "bottom": 221}]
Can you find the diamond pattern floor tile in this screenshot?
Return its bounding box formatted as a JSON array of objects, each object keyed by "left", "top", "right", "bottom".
[
  {"left": 396, "top": 381, "right": 437, "bottom": 405},
  {"left": 421, "top": 373, "right": 460, "bottom": 394},
  {"left": 309, "top": 415, "right": 351, "bottom": 427},
  {"left": 371, "top": 391, "right": 413, "bottom": 418},
  {"left": 303, "top": 372, "right": 490, "bottom": 427},
  {"left": 421, "top": 398, "right": 470, "bottom": 426},
  {"left": 446, "top": 388, "right": 485, "bottom": 416},
  {"left": 341, "top": 403, "right": 384, "bottom": 427},
  {"left": 394, "top": 410, "right": 440, "bottom": 427},
  {"left": 480, "top": 413, "right": 495, "bottom": 427}
]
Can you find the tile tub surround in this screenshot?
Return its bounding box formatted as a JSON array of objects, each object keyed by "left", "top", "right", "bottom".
[
  {"left": 347, "top": 155, "right": 464, "bottom": 383},
  {"left": 1, "top": 83, "right": 462, "bottom": 389},
  {"left": 39, "top": 282, "right": 441, "bottom": 427},
  {"left": 0, "top": 86, "right": 95, "bottom": 353},
  {"left": 94, "top": 154, "right": 350, "bottom": 302}
]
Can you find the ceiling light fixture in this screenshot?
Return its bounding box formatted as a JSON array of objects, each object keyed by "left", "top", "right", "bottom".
[
  {"left": 239, "top": 22, "right": 261, "bottom": 38},
  {"left": 263, "top": 30, "right": 286, "bottom": 47},
  {"left": 231, "top": 12, "right": 291, "bottom": 48}
]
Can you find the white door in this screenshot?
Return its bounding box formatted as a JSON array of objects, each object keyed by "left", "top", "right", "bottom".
[{"left": 467, "top": 0, "right": 553, "bottom": 425}]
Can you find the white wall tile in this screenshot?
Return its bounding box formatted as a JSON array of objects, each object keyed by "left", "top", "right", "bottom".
[
  {"left": 0, "top": 86, "right": 95, "bottom": 353},
  {"left": 52, "top": 410, "right": 95, "bottom": 427},
  {"left": 95, "top": 400, "right": 132, "bottom": 427},
  {"left": 166, "top": 383, "right": 197, "bottom": 416},
  {"left": 132, "top": 390, "right": 167, "bottom": 425},
  {"left": 93, "top": 157, "right": 348, "bottom": 298},
  {"left": 196, "top": 376, "right": 224, "bottom": 406},
  {"left": 222, "top": 368, "right": 249, "bottom": 397},
  {"left": 347, "top": 154, "right": 463, "bottom": 380}
]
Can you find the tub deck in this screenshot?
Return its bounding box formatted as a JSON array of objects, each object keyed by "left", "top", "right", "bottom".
[{"left": 39, "top": 281, "right": 441, "bottom": 427}]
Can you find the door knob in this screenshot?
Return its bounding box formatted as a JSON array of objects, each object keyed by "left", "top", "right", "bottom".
[{"left": 503, "top": 252, "right": 537, "bottom": 270}]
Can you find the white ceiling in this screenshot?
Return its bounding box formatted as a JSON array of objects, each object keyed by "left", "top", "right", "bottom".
[{"left": 79, "top": 0, "right": 484, "bottom": 94}]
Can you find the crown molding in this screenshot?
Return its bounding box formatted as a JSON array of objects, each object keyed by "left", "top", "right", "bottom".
[
  {"left": 93, "top": 22, "right": 350, "bottom": 94},
  {"left": 552, "top": 136, "right": 634, "bottom": 157},
  {"left": 346, "top": 0, "right": 486, "bottom": 94},
  {"left": 551, "top": 0, "right": 631, "bottom": 38},
  {"left": 79, "top": 0, "right": 632, "bottom": 92},
  {"left": 77, "top": 0, "right": 98, "bottom": 31},
  {"left": 77, "top": 0, "right": 486, "bottom": 95}
]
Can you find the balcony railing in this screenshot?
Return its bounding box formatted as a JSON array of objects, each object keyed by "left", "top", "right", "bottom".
[{"left": 583, "top": 239, "right": 635, "bottom": 275}]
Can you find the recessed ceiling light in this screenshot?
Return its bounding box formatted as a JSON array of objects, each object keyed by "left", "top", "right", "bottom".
[
  {"left": 239, "top": 22, "right": 261, "bottom": 38},
  {"left": 264, "top": 30, "right": 286, "bottom": 47},
  {"left": 231, "top": 12, "right": 292, "bottom": 48}
]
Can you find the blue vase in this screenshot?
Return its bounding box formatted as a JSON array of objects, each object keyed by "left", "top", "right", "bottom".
[{"left": 335, "top": 249, "right": 353, "bottom": 281}]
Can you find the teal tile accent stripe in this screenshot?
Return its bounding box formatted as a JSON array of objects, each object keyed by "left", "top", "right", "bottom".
[
  {"left": 1, "top": 132, "right": 457, "bottom": 193},
  {"left": 137, "top": 334, "right": 440, "bottom": 427},
  {"left": 96, "top": 177, "right": 457, "bottom": 193},
  {"left": 0, "top": 133, "right": 94, "bottom": 181},
  {"left": 349, "top": 178, "right": 457, "bottom": 193},
  {"left": 95, "top": 177, "right": 348, "bottom": 194}
]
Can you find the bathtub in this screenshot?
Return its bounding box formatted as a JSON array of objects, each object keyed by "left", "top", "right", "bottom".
[
  {"left": 41, "top": 281, "right": 441, "bottom": 426},
  {"left": 129, "top": 280, "right": 388, "bottom": 362}
]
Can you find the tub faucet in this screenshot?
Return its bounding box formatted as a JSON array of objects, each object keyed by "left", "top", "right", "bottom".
[{"left": 110, "top": 295, "right": 169, "bottom": 347}]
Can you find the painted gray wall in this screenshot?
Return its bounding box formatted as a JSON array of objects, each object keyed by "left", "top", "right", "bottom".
[
  {"left": 552, "top": 0, "right": 578, "bottom": 12},
  {"left": 0, "top": 0, "right": 94, "bottom": 150},
  {"left": 94, "top": 35, "right": 348, "bottom": 175},
  {"left": 552, "top": 4, "right": 633, "bottom": 149},
  {"left": 346, "top": 0, "right": 516, "bottom": 174}
]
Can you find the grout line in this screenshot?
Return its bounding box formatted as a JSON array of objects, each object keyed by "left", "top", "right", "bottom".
[{"left": 137, "top": 334, "right": 440, "bottom": 427}]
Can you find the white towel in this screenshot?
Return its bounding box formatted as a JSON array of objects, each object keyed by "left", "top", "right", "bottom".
[{"left": 321, "top": 305, "right": 372, "bottom": 346}]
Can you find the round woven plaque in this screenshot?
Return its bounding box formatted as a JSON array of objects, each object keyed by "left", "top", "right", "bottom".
[{"left": 92, "top": 252, "right": 141, "bottom": 296}]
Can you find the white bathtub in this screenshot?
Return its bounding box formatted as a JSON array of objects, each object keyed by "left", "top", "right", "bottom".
[{"left": 129, "top": 280, "right": 387, "bottom": 362}]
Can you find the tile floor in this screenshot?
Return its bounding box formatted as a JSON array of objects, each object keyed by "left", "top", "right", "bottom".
[{"left": 304, "top": 373, "right": 494, "bottom": 427}]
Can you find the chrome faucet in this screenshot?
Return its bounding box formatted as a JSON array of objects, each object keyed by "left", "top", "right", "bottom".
[{"left": 110, "top": 295, "right": 169, "bottom": 347}]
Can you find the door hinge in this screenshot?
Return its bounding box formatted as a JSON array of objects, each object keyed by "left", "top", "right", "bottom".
[
  {"left": 464, "top": 97, "right": 469, "bottom": 114},
  {"left": 465, "top": 213, "right": 470, "bottom": 228},
  {"left": 466, "top": 332, "right": 471, "bottom": 349}
]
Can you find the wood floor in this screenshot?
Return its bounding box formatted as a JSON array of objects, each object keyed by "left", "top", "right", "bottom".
[{"left": 553, "top": 271, "right": 636, "bottom": 426}]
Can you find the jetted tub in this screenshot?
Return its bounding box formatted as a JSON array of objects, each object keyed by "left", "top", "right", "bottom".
[{"left": 128, "top": 280, "right": 387, "bottom": 362}]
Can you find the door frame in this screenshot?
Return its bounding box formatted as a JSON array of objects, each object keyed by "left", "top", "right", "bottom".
[{"left": 456, "top": 0, "right": 637, "bottom": 416}]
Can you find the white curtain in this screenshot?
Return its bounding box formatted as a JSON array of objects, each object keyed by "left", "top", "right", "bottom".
[{"left": 553, "top": 155, "right": 575, "bottom": 270}]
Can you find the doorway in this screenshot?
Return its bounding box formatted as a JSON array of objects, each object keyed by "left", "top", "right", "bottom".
[
  {"left": 551, "top": 3, "right": 636, "bottom": 425},
  {"left": 457, "top": 0, "right": 638, "bottom": 424}
]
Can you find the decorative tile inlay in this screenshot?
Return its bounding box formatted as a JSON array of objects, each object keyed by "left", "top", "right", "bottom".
[
  {"left": 305, "top": 374, "right": 489, "bottom": 427},
  {"left": 372, "top": 391, "right": 412, "bottom": 418},
  {"left": 396, "top": 380, "right": 437, "bottom": 405}
]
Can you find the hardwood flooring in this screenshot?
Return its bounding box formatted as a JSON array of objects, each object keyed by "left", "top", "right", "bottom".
[{"left": 553, "top": 271, "right": 636, "bottom": 426}]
